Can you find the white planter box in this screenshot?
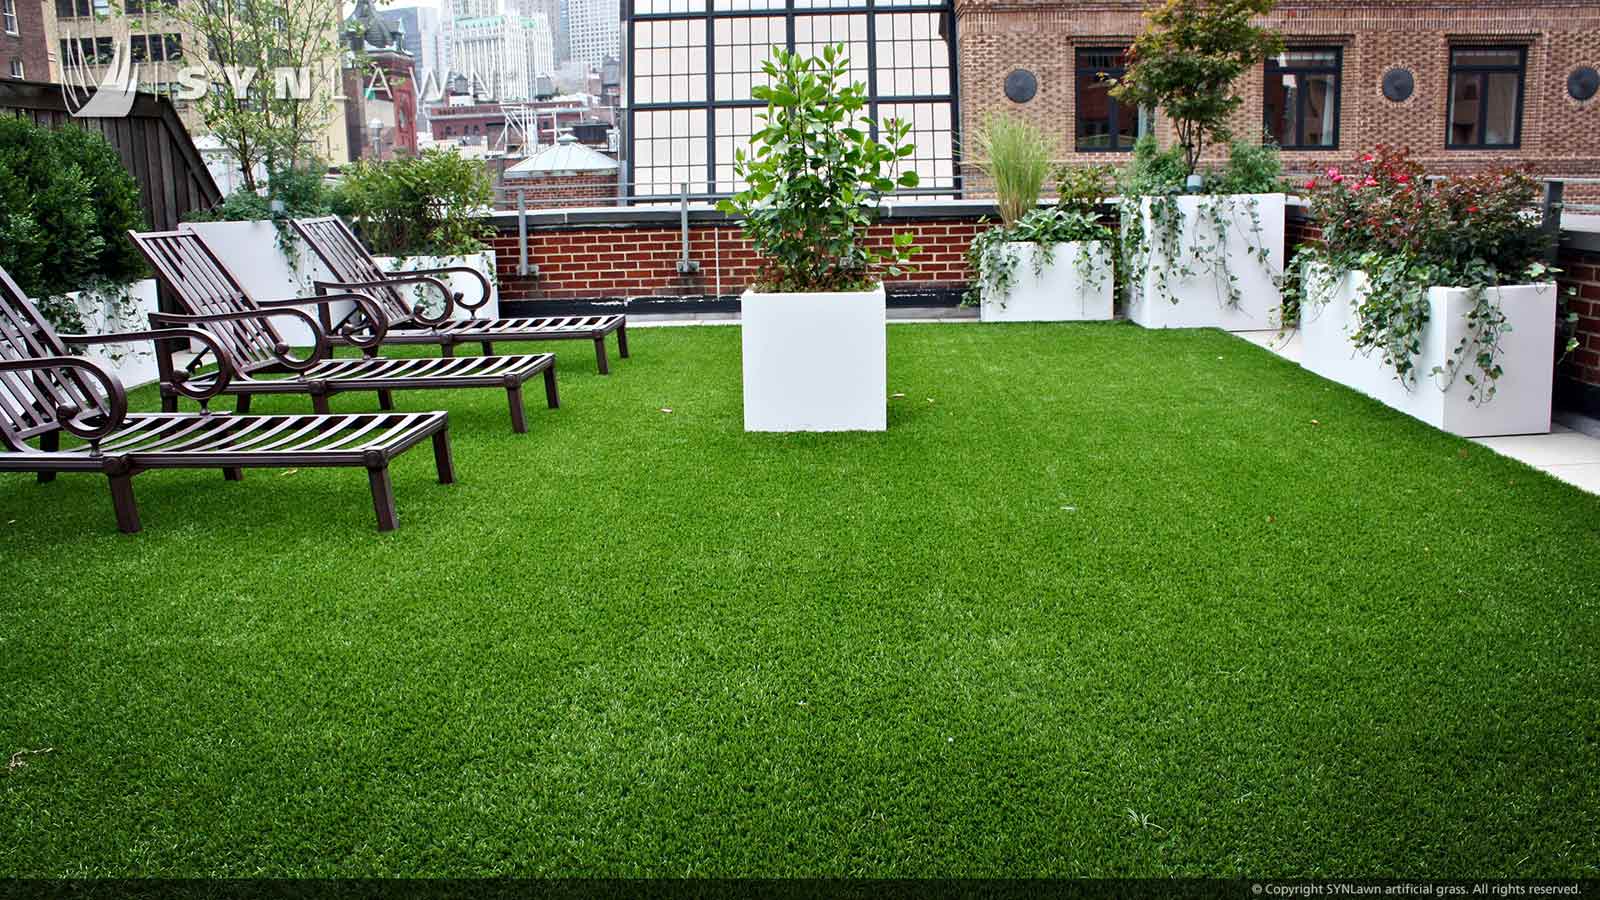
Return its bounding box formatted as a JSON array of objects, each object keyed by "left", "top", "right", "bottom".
[
  {"left": 1300, "top": 264, "right": 1556, "bottom": 437},
  {"left": 1125, "top": 192, "right": 1285, "bottom": 331},
  {"left": 741, "top": 285, "right": 886, "bottom": 432},
  {"left": 373, "top": 250, "right": 500, "bottom": 321},
  {"left": 59, "top": 278, "right": 162, "bottom": 388},
  {"left": 184, "top": 220, "right": 340, "bottom": 347},
  {"left": 979, "top": 241, "right": 1114, "bottom": 322}
]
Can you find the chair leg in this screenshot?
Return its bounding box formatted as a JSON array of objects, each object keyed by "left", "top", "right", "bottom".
[
  {"left": 441, "top": 342, "right": 456, "bottom": 358},
  {"left": 313, "top": 393, "right": 331, "bottom": 415},
  {"left": 378, "top": 389, "right": 394, "bottom": 411},
  {"left": 543, "top": 364, "right": 560, "bottom": 409},
  {"left": 367, "top": 464, "right": 398, "bottom": 532},
  {"left": 108, "top": 473, "right": 141, "bottom": 534},
  {"left": 507, "top": 385, "right": 528, "bottom": 433},
  {"left": 481, "top": 341, "right": 495, "bottom": 356},
  {"left": 593, "top": 336, "right": 610, "bottom": 375},
  {"left": 432, "top": 429, "right": 456, "bottom": 484},
  {"left": 236, "top": 394, "right": 252, "bottom": 414},
  {"left": 223, "top": 468, "right": 243, "bottom": 481},
  {"left": 160, "top": 391, "right": 178, "bottom": 413},
  {"left": 617, "top": 323, "right": 629, "bottom": 359},
  {"left": 37, "top": 431, "right": 58, "bottom": 483}
]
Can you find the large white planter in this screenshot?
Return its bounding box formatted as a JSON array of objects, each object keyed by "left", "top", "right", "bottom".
[
  {"left": 373, "top": 250, "right": 500, "bottom": 321},
  {"left": 52, "top": 279, "right": 163, "bottom": 388},
  {"left": 741, "top": 285, "right": 886, "bottom": 432},
  {"left": 184, "top": 220, "right": 340, "bottom": 347},
  {"left": 1300, "top": 265, "right": 1557, "bottom": 437},
  {"left": 1125, "top": 193, "right": 1285, "bottom": 331},
  {"left": 979, "top": 241, "right": 1114, "bottom": 323}
]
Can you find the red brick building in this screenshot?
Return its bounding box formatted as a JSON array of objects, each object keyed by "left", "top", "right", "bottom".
[
  {"left": 955, "top": 0, "right": 1600, "bottom": 187},
  {"left": 1, "top": 0, "right": 50, "bottom": 82}
]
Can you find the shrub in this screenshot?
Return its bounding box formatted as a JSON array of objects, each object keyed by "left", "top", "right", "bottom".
[
  {"left": 971, "top": 111, "right": 1055, "bottom": 228},
  {"left": 339, "top": 148, "right": 496, "bottom": 257},
  {"left": 0, "top": 117, "right": 146, "bottom": 300},
  {"left": 1299, "top": 145, "right": 1555, "bottom": 403},
  {"left": 188, "top": 165, "right": 347, "bottom": 224},
  {"left": 717, "top": 44, "right": 919, "bottom": 293},
  {"left": 1057, "top": 164, "right": 1115, "bottom": 218}
]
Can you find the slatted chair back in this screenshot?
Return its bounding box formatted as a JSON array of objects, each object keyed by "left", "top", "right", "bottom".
[
  {"left": 292, "top": 217, "right": 418, "bottom": 327},
  {"left": 129, "top": 230, "right": 285, "bottom": 373},
  {"left": 0, "top": 267, "right": 115, "bottom": 450}
]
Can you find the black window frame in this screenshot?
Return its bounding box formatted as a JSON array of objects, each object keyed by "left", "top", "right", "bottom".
[
  {"left": 1263, "top": 45, "right": 1342, "bottom": 150},
  {"left": 1074, "top": 46, "right": 1141, "bottom": 153},
  {"left": 1446, "top": 44, "right": 1526, "bottom": 150}
]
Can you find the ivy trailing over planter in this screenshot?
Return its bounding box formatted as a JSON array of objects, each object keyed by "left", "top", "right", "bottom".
[
  {"left": 965, "top": 162, "right": 1116, "bottom": 308},
  {"left": 1116, "top": 138, "right": 1284, "bottom": 309},
  {"left": 1296, "top": 145, "right": 1567, "bottom": 405}
]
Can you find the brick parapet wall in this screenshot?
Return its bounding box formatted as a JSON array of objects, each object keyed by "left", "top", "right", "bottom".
[{"left": 492, "top": 218, "right": 984, "bottom": 302}]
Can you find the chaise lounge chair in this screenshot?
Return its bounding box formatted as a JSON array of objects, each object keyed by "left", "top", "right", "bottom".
[
  {"left": 129, "top": 230, "right": 560, "bottom": 433},
  {"left": 285, "top": 216, "right": 629, "bottom": 373},
  {"left": 0, "top": 266, "right": 455, "bottom": 533}
]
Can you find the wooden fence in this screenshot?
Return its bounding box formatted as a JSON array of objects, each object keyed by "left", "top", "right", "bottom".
[{"left": 0, "top": 79, "right": 221, "bottom": 230}]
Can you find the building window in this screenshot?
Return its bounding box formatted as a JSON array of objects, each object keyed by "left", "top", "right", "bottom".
[
  {"left": 1075, "top": 48, "right": 1141, "bottom": 152},
  {"left": 8, "top": 59, "right": 22, "bottom": 79},
  {"left": 1264, "top": 47, "right": 1340, "bottom": 149},
  {"left": 3, "top": 0, "right": 18, "bottom": 36},
  {"left": 1448, "top": 46, "right": 1525, "bottom": 149},
  {"left": 626, "top": 0, "right": 957, "bottom": 201}
]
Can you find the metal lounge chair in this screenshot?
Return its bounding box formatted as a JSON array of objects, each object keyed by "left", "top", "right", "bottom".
[
  {"left": 285, "top": 216, "right": 629, "bottom": 373},
  {"left": 0, "top": 266, "right": 455, "bottom": 533},
  {"left": 128, "top": 230, "right": 560, "bottom": 433}
]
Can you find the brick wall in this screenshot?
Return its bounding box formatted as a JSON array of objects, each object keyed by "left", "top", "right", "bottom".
[
  {"left": 502, "top": 172, "right": 621, "bottom": 210},
  {"left": 1557, "top": 244, "right": 1600, "bottom": 411},
  {"left": 955, "top": 0, "right": 1600, "bottom": 201},
  {"left": 491, "top": 217, "right": 983, "bottom": 302}
]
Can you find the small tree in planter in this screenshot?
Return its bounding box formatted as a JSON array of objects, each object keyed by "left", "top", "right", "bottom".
[
  {"left": 964, "top": 115, "right": 1116, "bottom": 321},
  {"left": 1296, "top": 146, "right": 1567, "bottom": 436},
  {"left": 718, "top": 43, "right": 920, "bottom": 431},
  {"left": 1108, "top": 0, "right": 1287, "bottom": 330}
]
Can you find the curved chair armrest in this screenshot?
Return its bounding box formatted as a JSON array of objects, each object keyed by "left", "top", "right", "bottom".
[
  {"left": 258, "top": 291, "right": 390, "bottom": 351},
  {"left": 150, "top": 307, "right": 329, "bottom": 373},
  {"left": 60, "top": 327, "right": 238, "bottom": 403},
  {"left": 0, "top": 356, "right": 128, "bottom": 444},
  {"left": 405, "top": 266, "right": 492, "bottom": 316},
  {"left": 314, "top": 275, "right": 456, "bottom": 328}
]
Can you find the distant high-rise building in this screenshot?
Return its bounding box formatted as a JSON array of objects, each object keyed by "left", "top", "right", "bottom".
[
  {"left": 376, "top": 6, "right": 444, "bottom": 127},
  {"left": 564, "top": 0, "right": 617, "bottom": 71},
  {"left": 444, "top": 0, "right": 556, "bottom": 103}
]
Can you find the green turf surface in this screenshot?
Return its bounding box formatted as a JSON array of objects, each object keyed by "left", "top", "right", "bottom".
[{"left": 1, "top": 322, "right": 1597, "bottom": 877}]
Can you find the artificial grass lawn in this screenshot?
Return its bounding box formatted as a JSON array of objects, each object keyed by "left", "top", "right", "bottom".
[{"left": 1, "top": 322, "right": 1598, "bottom": 877}]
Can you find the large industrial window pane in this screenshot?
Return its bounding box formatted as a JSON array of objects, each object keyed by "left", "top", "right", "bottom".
[
  {"left": 874, "top": 12, "right": 950, "bottom": 98},
  {"left": 793, "top": 14, "right": 868, "bottom": 87},
  {"left": 1447, "top": 46, "right": 1523, "bottom": 148},
  {"left": 713, "top": 16, "right": 780, "bottom": 101},
  {"left": 878, "top": 101, "right": 955, "bottom": 191},
  {"left": 713, "top": 106, "right": 760, "bottom": 192}
]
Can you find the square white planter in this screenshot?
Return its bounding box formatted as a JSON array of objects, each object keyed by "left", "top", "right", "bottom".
[
  {"left": 979, "top": 241, "right": 1114, "bottom": 322},
  {"left": 184, "top": 220, "right": 337, "bottom": 347},
  {"left": 373, "top": 251, "right": 501, "bottom": 321},
  {"left": 59, "top": 278, "right": 163, "bottom": 388},
  {"left": 741, "top": 285, "right": 886, "bottom": 432},
  {"left": 1300, "top": 264, "right": 1557, "bottom": 437},
  {"left": 1125, "top": 193, "right": 1285, "bottom": 331}
]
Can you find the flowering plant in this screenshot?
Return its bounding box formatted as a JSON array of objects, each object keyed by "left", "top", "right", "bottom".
[{"left": 1296, "top": 145, "right": 1557, "bottom": 404}]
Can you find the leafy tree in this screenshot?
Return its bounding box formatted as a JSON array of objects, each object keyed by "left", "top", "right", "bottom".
[
  {"left": 339, "top": 148, "right": 496, "bottom": 256},
  {"left": 1109, "top": 0, "right": 1282, "bottom": 177},
  {"left": 717, "top": 44, "right": 919, "bottom": 292},
  {"left": 149, "top": 0, "right": 346, "bottom": 192}
]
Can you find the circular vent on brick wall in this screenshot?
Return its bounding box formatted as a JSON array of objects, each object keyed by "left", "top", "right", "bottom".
[
  {"left": 1570, "top": 67, "right": 1600, "bottom": 102},
  {"left": 1004, "top": 69, "right": 1038, "bottom": 104},
  {"left": 1381, "top": 69, "right": 1415, "bottom": 103}
]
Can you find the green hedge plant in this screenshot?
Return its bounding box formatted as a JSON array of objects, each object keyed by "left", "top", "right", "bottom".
[{"left": 339, "top": 148, "right": 496, "bottom": 257}]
